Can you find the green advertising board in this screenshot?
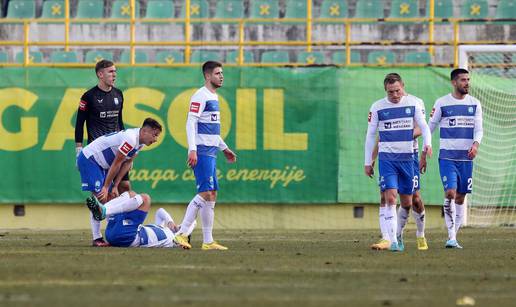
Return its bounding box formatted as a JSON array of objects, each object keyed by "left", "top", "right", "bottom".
[
  {"left": 0, "top": 67, "right": 338, "bottom": 203},
  {"left": 1, "top": 66, "right": 490, "bottom": 205}
]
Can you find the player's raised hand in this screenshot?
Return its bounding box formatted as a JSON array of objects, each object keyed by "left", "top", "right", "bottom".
[
  {"left": 187, "top": 150, "right": 197, "bottom": 168},
  {"left": 468, "top": 142, "right": 479, "bottom": 159},
  {"left": 223, "top": 148, "right": 237, "bottom": 163},
  {"left": 364, "top": 165, "right": 374, "bottom": 178}
]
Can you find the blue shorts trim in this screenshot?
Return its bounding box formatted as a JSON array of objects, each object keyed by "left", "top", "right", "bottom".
[
  {"left": 194, "top": 155, "right": 218, "bottom": 193},
  {"left": 439, "top": 159, "right": 473, "bottom": 194},
  {"left": 77, "top": 152, "right": 106, "bottom": 193},
  {"left": 378, "top": 160, "right": 415, "bottom": 195},
  {"left": 413, "top": 153, "right": 420, "bottom": 192},
  {"left": 105, "top": 210, "right": 148, "bottom": 247}
]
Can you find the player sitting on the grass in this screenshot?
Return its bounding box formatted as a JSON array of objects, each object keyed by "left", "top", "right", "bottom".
[{"left": 86, "top": 192, "right": 195, "bottom": 248}]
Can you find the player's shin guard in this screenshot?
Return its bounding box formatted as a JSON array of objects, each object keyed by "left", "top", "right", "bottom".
[
  {"left": 200, "top": 201, "right": 215, "bottom": 244},
  {"left": 178, "top": 195, "right": 204, "bottom": 234},
  {"left": 90, "top": 212, "right": 102, "bottom": 240},
  {"left": 455, "top": 203, "right": 465, "bottom": 234},
  {"left": 397, "top": 206, "right": 410, "bottom": 237},
  {"left": 412, "top": 209, "right": 426, "bottom": 238},
  {"left": 379, "top": 205, "right": 389, "bottom": 240},
  {"left": 384, "top": 205, "right": 398, "bottom": 244},
  {"left": 443, "top": 199, "right": 457, "bottom": 241}
]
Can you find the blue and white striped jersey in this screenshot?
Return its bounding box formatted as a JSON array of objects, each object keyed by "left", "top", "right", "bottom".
[
  {"left": 81, "top": 128, "right": 143, "bottom": 169},
  {"left": 186, "top": 86, "right": 226, "bottom": 157},
  {"left": 137, "top": 224, "right": 176, "bottom": 248},
  {"left": 365, "top": 95, "right": 431, "bottom": 165},
  {"left": 429, "top": 93, "right": 483, "bottom": 161}
]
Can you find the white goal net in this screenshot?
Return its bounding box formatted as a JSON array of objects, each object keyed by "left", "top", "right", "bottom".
[{"left": 459, "top": 45, "right": 516, "bottom": 227}]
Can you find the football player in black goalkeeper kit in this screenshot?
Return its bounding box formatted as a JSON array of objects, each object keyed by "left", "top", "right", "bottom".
[{"left": 75, "top": 60, "right": 129, "bottom": 247}]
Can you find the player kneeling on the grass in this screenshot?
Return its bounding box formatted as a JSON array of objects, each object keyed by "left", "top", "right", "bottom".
[{"left": 86, "top": 192, "right": 194, "bottom": 248}]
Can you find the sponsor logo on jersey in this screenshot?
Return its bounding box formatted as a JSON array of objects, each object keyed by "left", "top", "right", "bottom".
[
  {"left": 368, "top": 112, "right": 372, "bottom": 122},
  {"left": 114, "top": 97, "right": 119, "bottom": 105},
  {"left": 100, "top": 111, "right": 106, "bottom": 118},
  {"left": 120, "top": 142, "right": 134, "bottom": 155},
  {"left": 449, "top": 118, "right": 456, "bottom": 126},
  {"left": 79, "top": 100, "right": 87, "bottom": 111},
  {"left": 190, "top": 102, "right": 201, "bottom": 113},
  {"left": 384, "top": 122, "right": 392, "bottom": 129},
  {"left": 211, "top": 114, "right": 218, "bottom": 121},
  {"left": 122, "top": 219, "right": 134, "bottom": 226},
  {"left": 97, "top": 99, "right": 103, "bottom": 104}
]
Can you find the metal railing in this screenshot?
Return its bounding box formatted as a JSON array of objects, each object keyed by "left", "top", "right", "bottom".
[{"left": 0, "top": 0, "right": 514, "bottom": 67}]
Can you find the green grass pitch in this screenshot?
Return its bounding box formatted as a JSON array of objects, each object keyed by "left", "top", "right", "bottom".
[{"left": 1, "top": 228, "right": 515, "bottom": 307}]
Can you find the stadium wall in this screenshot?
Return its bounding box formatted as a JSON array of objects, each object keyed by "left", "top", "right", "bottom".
[
  {"left": 0, "top": 67, "right": 452, "bottom": 206},
  {"left": 0, "top": 203, "right": 445, "bottom": 230}
]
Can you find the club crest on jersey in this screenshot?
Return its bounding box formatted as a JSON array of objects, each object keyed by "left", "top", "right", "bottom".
[
  {"left": 468, "top": 106, "right": 474, "bottom": 114},
  {"left": 405, "top": 108, "right": 411, "bottom": 115},
  {"left": 449, "top": 118, "right": 456, "bottom": 126},
  {"left": 120, "top": 142, "right": 134, "bottom": 155},
  {"left": 384, "top": 122, "right": 392, "bottom": 129},
  {"left": 368, "top": 112, "right": 372, "bottom": 122},
  {"left": 190, "top": 102, "right": 201, "bottom": 113},
  {"left": 211, "top": 114, "right": 218, "bottom": 121},
  {"left": 100, "top": 111, "right": 106, "bottom": 118},
  {"left": 114, "top": 98, "right": 119, "bottom": 105},
  {"left": 430, "top": 108, "right": 435, "bottom": 118}
]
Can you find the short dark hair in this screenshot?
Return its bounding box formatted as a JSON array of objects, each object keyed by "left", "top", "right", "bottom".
[
  {"left": 451, "top": 68, "right": 469, "bottom": 80},
  {"left": 202, "top": 61, "right": 222, "bottom": 76},
  {"left": 142, "top": 118, "right": 162, "bottom": 132},
  {"left": 384, "top": 73, "right": 403, "bottom": 89},
  {"left": 95, "top": 59, "right": 114, "bottom": 74}
]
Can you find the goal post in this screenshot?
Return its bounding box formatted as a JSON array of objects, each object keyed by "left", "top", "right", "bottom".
[{"left": 458, "top": 45, "right": 516, "bottom": 227}]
